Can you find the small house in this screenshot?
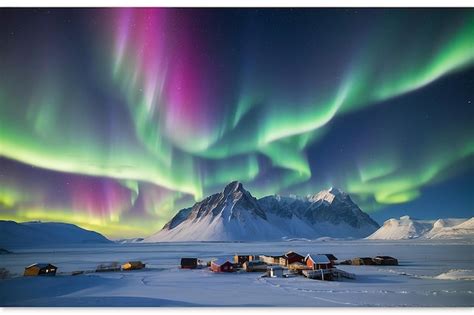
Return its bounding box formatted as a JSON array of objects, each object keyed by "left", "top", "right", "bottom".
[
  {"left": 233, "top": 254, "right": 257, "bottom": 266},
  {"left": 210, "top": 258, "right": 234, "bottom": 273},
  {"left": 260, "top": 255, "right": 283, "bottom": 265},
  {"left": 243, "top": 260, "right": 267, "bottom": 272},
  {"left": 96, "top": 262, "right": 121, "bottom": 272},
  {"left": 351, "top": 257, "right": 375, "bottom": 265},
  {"left": 122, "top": 261, "right": 145, "bottom": 270},
  {"left": 373, "top": 256, "right": 398, "bottom": 265},
  {"left": 24, "top": 263, "right": 57, "bottom": 276},
  {"left": 305, "top": 254, "right": 333, "bottom": 270},
  {"left": 279, "top": 251, "right": 305, "bottom": 266},
  {"left": 269, "top": 265, "right": 284, "bottom": 278},
  {"left": 181, "top": 258, "right": 198, "bottom": 269}
]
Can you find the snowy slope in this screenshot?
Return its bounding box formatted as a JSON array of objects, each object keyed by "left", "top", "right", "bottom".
[
  {"left": 425, "top": 217, "right": 474, "bottom": 239},
  {"left": 145, "top": 182, "right": 379, "bottom": 242},
  {"left": 366, "top": 216, "right": 474, "bottom": 240},
  {"left": 0, "top": 220, "right": 112, "bottom": 248}
]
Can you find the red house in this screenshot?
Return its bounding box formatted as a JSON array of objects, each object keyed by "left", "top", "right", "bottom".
[
  {"left": 280, "top": 251, "right": 305, "bottom": 266},
  {"left": 305, "top": 254, "right": 333, "bottom": 270},
  {"left": 210, "top": 259, "right": 234, "bottom": 273}
]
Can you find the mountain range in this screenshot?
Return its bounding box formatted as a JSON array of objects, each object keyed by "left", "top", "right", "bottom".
[
  {"left": 366, "top": 215, "right": 474, "bottom": 240},
  {"left": 2, "top": 182, "right": 471, "bottom": 245},
  {"left": 145, "top": 181, "right": 380, "bottom": 242}
]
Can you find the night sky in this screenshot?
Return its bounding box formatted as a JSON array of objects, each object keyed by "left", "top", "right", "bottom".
[{"left": 0, "top": 8, "right": 473, "bottom": 238}]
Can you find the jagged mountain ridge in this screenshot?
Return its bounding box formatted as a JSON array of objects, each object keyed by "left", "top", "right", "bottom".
[{"left": 145, "top": 181, "right": 380, "bottom": 242}]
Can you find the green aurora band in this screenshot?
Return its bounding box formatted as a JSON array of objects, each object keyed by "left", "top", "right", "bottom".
[{"left": 0, "top": 9, "right": 473, "bottom": 237}]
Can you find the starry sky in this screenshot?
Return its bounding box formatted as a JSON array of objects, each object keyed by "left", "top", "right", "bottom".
[{"left": 0, "top": 8, "right": 473, "bottom": 238}]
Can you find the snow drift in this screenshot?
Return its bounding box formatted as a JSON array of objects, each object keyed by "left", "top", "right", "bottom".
[
  {"left": 366, "top": 216, "right": 474, "bottom": 240},
  {"left": 0, "top": 220, "right": 112, "bottom": 248},
  {"left": 145, "top": 181, "right": 379, "bottom": 242},
  {"left": 434, "top": 269, "right": 474, "bottom": 281}
]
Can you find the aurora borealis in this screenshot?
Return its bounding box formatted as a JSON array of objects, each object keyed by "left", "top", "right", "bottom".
[{"left": 0, "top": 8, "right": 473, "bottom": 238}]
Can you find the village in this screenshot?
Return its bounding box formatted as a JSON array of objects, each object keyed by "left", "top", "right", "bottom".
[{"left": 18, "top": 251, "right": 398, "bottom": 282}]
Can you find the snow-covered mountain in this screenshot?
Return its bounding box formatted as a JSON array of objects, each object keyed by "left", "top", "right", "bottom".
[
  {"left": 366, "top": 216, "right": 474, "bottom": 240},
  {"left": 145, "top": 181, "right": 380, "bottom": 242},
  {"left": 0, "top": 220, "right": 112, "bottom": 248}
]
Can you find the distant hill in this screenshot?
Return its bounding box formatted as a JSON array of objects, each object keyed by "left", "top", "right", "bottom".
[
  {"left": 366, "top": 216, "right": 474, "bottom": 240},
  {"left": 144, "top": 181, "right": 380, "bottom": 242},
  {"left": 0, "top": 220, "right": 112, "bottom": 248}
]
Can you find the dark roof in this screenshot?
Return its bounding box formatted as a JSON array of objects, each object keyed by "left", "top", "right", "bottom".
[
  {"left": 26, "top": 263, "right": 56, "bottom": 269},
  {"left": 284, "top": 251, "right": 304, "bottom": 258},
  {"left": 319, "top": 253, "right": 338, "bottom": 261}
]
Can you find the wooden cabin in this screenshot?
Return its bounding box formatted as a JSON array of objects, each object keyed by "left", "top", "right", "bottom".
[
  {"left": 243, "top": 260, "right": 267, "bottom": 272},
  {"left": 305, "top": 254, "right": 333, "bottom": 270},
  {"left": 122, "top": 261, "right": 145, "bottom": 270},
  {"left": 351, "top": 257, "right": 375, "bottom": 265},
  {"left": 181, "top": 258, "right": 198, "bottom": 269},
  {"left": 279, "top": 251, "right": 305, "bottom": 266},
  {"left": 210, "top": 259, "right": 234, "bottom": 273},
  {"left": 373, "top": 256, "right": 398, "bottom": 265},
  {"left": 24, "top": 263, "right": 57, "bottom": 276},
  {"left": 234, "top": 254, "right": 257, "bottom": 266},
  {"left": 269, "top": 265, "right": 284, "bottom": 278},
  {"left": 260, "top": 255, "right": 283, "bottom": 265}
]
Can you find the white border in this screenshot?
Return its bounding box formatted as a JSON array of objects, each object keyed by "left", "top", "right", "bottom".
[{"left": 0, "top": 3, "right": 472, "bottom": 314}]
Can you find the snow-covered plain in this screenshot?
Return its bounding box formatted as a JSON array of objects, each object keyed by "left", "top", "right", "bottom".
[{"left": 0, "top": 240, "right": 473, "bottom": 307}]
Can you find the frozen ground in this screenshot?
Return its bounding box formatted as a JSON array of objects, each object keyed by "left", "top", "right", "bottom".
[{"left": 0, "top": 239, "right": 473, "bottom": 307}]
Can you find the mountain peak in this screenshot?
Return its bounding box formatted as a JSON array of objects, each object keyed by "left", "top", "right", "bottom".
[
  {"left": 223, "top": 181, "right": 245, "bottom": 195},
  {"left": 307, "top": 187, "right": 345, "bottom": 203},
  {"left": 147, "top": 184, "right": 380, "bottom": 242},
  {"left": 328, "top": 187, "right": 344, "bottom": 195}
]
